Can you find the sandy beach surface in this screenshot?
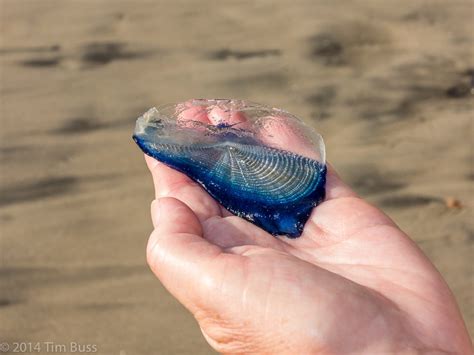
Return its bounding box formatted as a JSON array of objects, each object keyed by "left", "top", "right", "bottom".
[{"left": 1, "top": 0, "right": 472, "bottom": 353}]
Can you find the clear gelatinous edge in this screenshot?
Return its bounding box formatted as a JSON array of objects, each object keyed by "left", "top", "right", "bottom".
[{"left": 135, "top": 99, "right": 326, "bottom": 164}]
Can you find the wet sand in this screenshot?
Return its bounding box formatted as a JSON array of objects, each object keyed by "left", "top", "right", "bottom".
[{"left": 0, "top": 0, "right": 472, "bottom": 353}]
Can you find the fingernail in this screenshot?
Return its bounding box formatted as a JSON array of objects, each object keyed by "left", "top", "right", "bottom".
[
  {"left": 151, "top": 199, "right": 161, "bottom": 228},
  {"left": 145, "top": 154, "right": 159, "bottom": 170}
]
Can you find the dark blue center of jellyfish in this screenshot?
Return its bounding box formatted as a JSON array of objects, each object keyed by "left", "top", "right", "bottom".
[{"left": 133, "top": 103, "right": 327, "bottom": 238}]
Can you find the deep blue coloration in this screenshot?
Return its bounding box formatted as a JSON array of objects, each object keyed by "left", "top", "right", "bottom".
[{"left": 133, "top": 131, "right": 326, "bottom": 238}]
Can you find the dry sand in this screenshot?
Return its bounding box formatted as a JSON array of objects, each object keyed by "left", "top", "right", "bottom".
[{"left": 0, "top": 0, "right": 472, "bottom": 353}]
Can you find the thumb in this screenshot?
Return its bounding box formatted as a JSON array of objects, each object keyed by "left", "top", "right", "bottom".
[{"left": 147, "top": 197, "right": 223, "bottom": 313}]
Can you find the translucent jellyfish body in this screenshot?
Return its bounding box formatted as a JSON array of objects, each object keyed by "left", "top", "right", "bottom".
[{"left": 133, "top": 99, "right": 326, "bottom": 237}]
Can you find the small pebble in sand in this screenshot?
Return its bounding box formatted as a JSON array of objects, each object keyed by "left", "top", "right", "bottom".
[{"left": 444, "top": 197, "right": 462, "bottom": 209}]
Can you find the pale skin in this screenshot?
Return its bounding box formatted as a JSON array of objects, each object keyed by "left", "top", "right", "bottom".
[{"left": 144, "top": 106, "right": 472, "bottom": 354}]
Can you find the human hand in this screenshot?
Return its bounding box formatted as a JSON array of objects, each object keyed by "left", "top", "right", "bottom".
[{"left": 144, "top": 106, "right": 471, "bottom": 354}]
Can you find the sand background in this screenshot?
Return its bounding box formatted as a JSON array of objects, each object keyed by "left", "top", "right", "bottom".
[{"left": 0, "top": 1, "right": 472, "bottom": 353}]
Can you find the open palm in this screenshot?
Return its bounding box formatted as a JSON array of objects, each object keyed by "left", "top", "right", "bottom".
[{"left": 144, "top": 106, "right": 471, "bottom": 354}]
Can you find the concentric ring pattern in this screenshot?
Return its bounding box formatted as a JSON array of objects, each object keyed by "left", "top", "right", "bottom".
[{"left": 201, "top": 142, "right": 322, "bottom": 205}]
